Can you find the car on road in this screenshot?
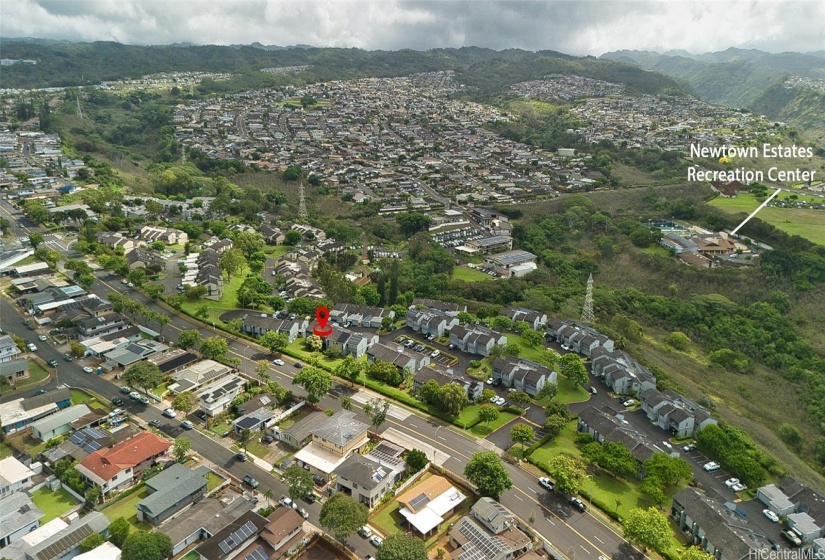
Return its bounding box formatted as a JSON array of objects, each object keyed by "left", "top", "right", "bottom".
[
  {"left": 569, "top": 497, "right": 587, "bottom": 512},
  {"left": 358, "top": 526, "right": 372, "bottom": 538},
  {"left": 539, "top": 477, "right": 554, "bottom": 491},
  {"left": 64, "top": 354, "right": 73, "bottom": 361},
  {"left": 431, "top": 350, "right": 440, "bottom": 358},
  {"left": 243, "top": 475, "right": 259, "bottom": 489},
  {"left": 127, "top": 282, "right": 134, "bottom": 288},
  {"left": 279, "top": 496, "right": 293, "bottom": 508},
  {"left": 369, "top": 536, "right": 383, "bottom": 547},
  {"left": 302, "top": 493, "right": 316, "bottom": 504},
  {"left": 27, "top": 343, "right": 37, "bottom": 352},
  {"left": 295, "top": 506, "right": 309, "bottom": 519},
  {"left": 195, "top": 411, "right": 207, "bottom": 420},
  {"left": 129, "top": 391, "right": 141, "bottom": 399},
  {"left": 486, "top": 377, "right": 494, "bottom": 385},
  {"left": 294, "top": 362, "right": 303, "bottom": 369},
  {"left": 162, "top": 408, "right": 177, "bottom": 418},
  {"left": 33, "top": 389, "right": 47, "bottom": 395},
  {"left": 683, "top": 443, "right": 697, "bottom": 452},
  {"left": 763, "top": 509, "right": 780, "bottom": 523},
  {"left": 494, "top": 397, "right": 506, "bottom": 406},
  {"left": 703, "top": 461, "right": 721, "bottom": 472},
  {"left": 47, "top": 359, "right": 58, "bottom": 367},
  {"left": 767, "top": 538, "right": 781, "bottom": 551},
  {"left": 120, "top": 386, "right": 132, "bottom": 394},
  {"left": 121, "top": 279, "right": 129, "bottom": 285},
  {"left": 587, "top": 386, "right": 597, "bottom": 394},
  {"left": 622, "top": 399, "right": 635, "bottom": 407},
  {"left": 38, "top": 334, "right": 48, "bottom": 341},
  {"left": 731, "top": 482, "right": 747, "bottom": 492},
  {"left": 83, "top": 366, "right": 94, "bottom": 373},
  {"left": 724, "top": 478, "right": 740, "bottom": 488},
  {"left": 180, "top": 420, "right": 193, "bottom": 430},
  {"left": 235, "top": 452, "right": 248, "bottom": 462},
  {"left": 262, "top": 434, "right": 274, "bottom": 444},
  {"left": 112, "top": 397, "right": 124, "bottom": 406},
  {"left": 272, "top": 359, "right": 284, "bottom": 366},
  {"left": 149, "top": 419, "right": 162, "bottom": 428},
  {"left": 136, "top": 396, "right": 149, "bottom": 405},
  {"left": 662, "top": 441, "right": 673, "bottom": 450},
  {"left": 448, "top": 343, "right": 456, "bottom": 350},
  {"left": 782, "top": 529, "right": 803, "bottom": 547}
]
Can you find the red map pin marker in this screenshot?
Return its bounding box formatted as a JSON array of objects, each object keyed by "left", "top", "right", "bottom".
[{"left": 312, "top": 306, "right": 332, "bottom": 337}]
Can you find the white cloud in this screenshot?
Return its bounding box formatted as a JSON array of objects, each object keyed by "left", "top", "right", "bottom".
[{"left": 0, "top": 0, "right": 822, "bottom": 54}]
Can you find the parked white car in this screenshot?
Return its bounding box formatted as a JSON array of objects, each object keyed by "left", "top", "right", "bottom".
[
  {"left": 272, "top": 359, "right": 285, "bottom": 366},
  {"left": 724, "top": 478, "right": 740, "bottom": 488},
  {"left": 763, "top": 509, "right": 780, "bottom": 523},
  {"left": 162, "top": 408, "right": 177, "bottom": 418},
  {"left": 703, "top": 461, "right": 721, "bottom": 472}
]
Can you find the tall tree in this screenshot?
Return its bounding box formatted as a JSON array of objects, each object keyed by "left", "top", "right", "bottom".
[
  {"left": 405, "top": 449, "right": 428, "bottom": 473},
  {"left": 199, "top": 336, "right": 229, "bottom": 360},
  {"left": 464, "top": 452, "right": 513, "bottom": 501},
  {"left": 623, "top": 507, "right": 672, "bottom": 553},
  {"left": 304, "top": 334, "right": 323, "bottom": 353},
  {"left": 478, "top": 404, "right": 500, "bottom": 428},
  {"left": 123, "top": 362, "right": 164, "bottom": 395},
  {"left": 643, "top": 453, "right": 693, "bottom": 486},
  {"left": 79, "top": 533, "right": 106, "bottom": 552},
  {"left": 177, "top": 329, "right": 201, "bottom": 350},
  {"left": 364, "top": 397, "right": 391, "bottom": 430},
  {"left": 121, "top": 531, "right": 172, "bottom": 560},
  {"left": 28, "top": 232, "right": 45, "bottom": 250},
  {"left": 678, "top": 547, "right": 715, "bottom": 560},
  {"left": 219, "top": 248, "right": 245, "bottom": 281},
  {"left": 292, "top": 366, "right": 333, "bottom": 404},
  {"left": 319, "top": 493, "right": 369, "bottom": 542},
  {"left": 510, "top": 424, "right": 535, "bottom": 455},
  {"left": 283, "top": 466, "right": 314, "bottom": 501},
  {"left": 546, "top": 455, "right": 587, "bottom": 496},
  {"left": 439, "top": 382, "right": 468, "bottom": 416},
  {"left": 172, "top": 437, "right": 191, "bottom": 462},
  {"left": 108, "top": 517, "right": 131, "bottom": 547},
  {"left": 559, "top": 353, "right": 588, "bottom": 387},
  {"left": 171, "top": 391, "right": 198, "bottom": 416},
  {"left": 334, "top": 355, "right": 364, "bottom": 386},
  {"left": 260, "top": 331, "right": 289, "bottom": 353},
  {"left": 375, "top": 533, "right": 427, "bottom": 560}
]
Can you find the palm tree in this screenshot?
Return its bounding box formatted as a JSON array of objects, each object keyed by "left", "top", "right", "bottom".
[
  {"left": 239, "top": 429, "right": 252, "bottom": 454},
  {"left": 264, "top": 489, "right": 273, "bottom": 507}
]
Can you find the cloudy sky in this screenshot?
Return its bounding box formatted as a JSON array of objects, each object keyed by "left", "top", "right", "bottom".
[{"left": 1, "top": 0, "right": 823, "bottom": 55}]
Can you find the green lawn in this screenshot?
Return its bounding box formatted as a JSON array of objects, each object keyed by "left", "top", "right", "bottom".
[
  {"left": 180, "top": 551, "right": 200, "bottom": 560},
  {"left": 2, "top": 360, "right": 51, "bottom": 395},
  {"left": 0, "top": 441, "right": 14, "bottom": 458},
  {"left": 469, "top": 411, "right": 519, "bottom": 437},
  {"left": 206, "top": 471, "right": 225, "bottom": 492},
  {"left": 263, "top": 245, "right": 290, "bottom": 258},
  {"left": 210, "top": 422, "right": 233, "bottom": 436},
  {"left": 452, "top": 266, "right": 493, "bottom": 282},
  {"left": 30, "top": 487, "right": 79, "bottom": 522},
  {"left": 102, "top": 486, "right": 151, "bottom": 529},
  {"left": 179, "top": 266, "right": 251, "bottom": 319},
  {"left": 534, "top": 377, "right": 590, "bottom": 406},
  {"left": 709, "top": 193, "right": 825, "bottom": 245},
  {"left": 246, "top": 440, "right": 269, "bottom": 459},
  {"left": 283, "top": 340, "right": 344, "bottom": 370},
  {"left": 70, "top": 389, "right": 95, "bottom": 405},
  {"left": 371, "top": 492, "right": 471, "bottom": 549},
  {"left": 506, "top": 334, "right": 547, "bottom": 362}
]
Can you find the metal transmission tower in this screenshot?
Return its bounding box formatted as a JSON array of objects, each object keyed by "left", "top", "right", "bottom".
[
  {"left": 298, "top": 181, "right": 308, "bottom": 220},
  {"left": 581, "top": 273, "right": 595, "bottom": 324},
  {"left": 76, "top": 94, "right": 83, "bottom": 120}
]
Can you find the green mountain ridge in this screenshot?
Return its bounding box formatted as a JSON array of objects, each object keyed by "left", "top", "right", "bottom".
[{"left": 0, "top": 40, "right": 685, "bottom": 97}]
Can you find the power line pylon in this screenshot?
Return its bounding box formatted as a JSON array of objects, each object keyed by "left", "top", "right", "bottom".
[{"left": 581, "top": 273, "right": 594, "bottom": 324}]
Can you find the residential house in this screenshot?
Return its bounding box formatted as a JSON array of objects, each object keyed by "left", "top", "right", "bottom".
[
  {"left": 289, "top": 224, "right": 326, "bottom": 241},
  {"left": 757, "top": 477, "right": 825, "bottom": 540},
  {"left": 76, "top": 431, "right": 171, "bottom": 496},
  {"left": 368, "top": 342, "right": 431, "bottom": 373},
  {"left": 259, "top": 225, "right": 284, "bottom": 245},
  {"left": 30, "top": 404, "right": 92, "bottom": 441},
  {"left": 198, "top": 375, "right": 245, "bottom": 417},
  {"left": 413, "top": 364, "right": 483, "bottom": 402},
  {"left": 448, "top": 497, "right": 532, "bottom": 560},
  {"left": 577, "top": 406, "right": 659, "bottom": 470},
  {"left": 241, "top": 314, "right": 307, "bottom": 343},
  {"left": 137, "top": 464, "right": 210, "bottom": 525},
  {"left": 410, "top": 299, "right": 466, "bottom": 315},
  {"left": 639, "top": 389, "right": 717, "bottom": 438},
  {"left": 0, "top": 512, "right": 110, "bottom": 560},
  {"left": 787, "top": 512, "right": 823, "bottom": 544},
  {"left": 546, "top": 319, "right": 615, "bottom": 356},
  {"left": 292, "top": 410, "right": 369, "bottom": 482},
  {"left": 491, "top": 357, "right": 556, "bottom": 397},
  {"left": 0, "top": 334, "right": 23, "bottom": 363},
  {"left": 406, "top": 308, "right": 459, "bottom": 337},
  {"left": 0, "top": 358, "right": 29, "bottom": 385},
  {"left": 397, "top": 475, "right": 467, "bottom": 538},
  {"left": 41, "top": 425, "right": 141, "bottom": 467},
  {"left": 257, "top": 507, "right": 306, "bottom": 560},
  {"left": 0, "top": 388, "right": 72, "bottom": 434},
  {"left": 95, "top": 232, "right": 135, "bottom": 252},
  {"left": 75, "top": 313, "right": 128, "bottom": 341},
  {"left": 0, "top": 458, "right": 36, "bottom": 496},
  {"left": 0, "top": 492, "right": 44, "bottom": 547},
  {"left": 334, "top": 441, "right": 406, "bottom": 509},
  {"left": 151, "top": 350, "right": 199, "bottom": 375},
  {"left": 499, "top": 307, "right": 547, "bottom": 330},
  {"left": 195, "top": 510, "right": 269, "bottom": 560},
  {"left": 322, "top": 328, "right": 378, "bottom": 358},
  {"left": 592, "top": 348, "right": 655, "bottom": 395},
  {"left": 329, "top": 303, "right": 394, "bottom": 329},
  {"left": 169, "top": 360, "right": 233, "bottom": 394},
  {"left": 125, "top": 247, "right": 164, "bottom": 270},
  {"left": 448, "top": 325, "right": 507, "bottom": 357},
  {"left": 233, "top": 408, "right": 277, "bottom": 434},
  {"left": 104, "top": 340, "right": 169, "bottom": 369},
  {"left": 162, "top": 494, "right": 255, "bottom": 555},
  {"left": 671, "top": 487, "right": 754, "bottom": 560},
  {"left": 274, "top": 410, "right": 327, "bottom": 449},
  {"left": 137, "top": 225, "right": 188, "bottom": 245},
  {"left": 236, "top": 393, "right": 276, "bottom": 416}
]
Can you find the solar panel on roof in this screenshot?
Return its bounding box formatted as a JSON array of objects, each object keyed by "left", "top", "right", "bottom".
[
  {"left": 245, "top": 546, "right": 268, "bottom": 560},
  {"left": 408, "top": 492, "right": 430, "bottom": 511},
  {"left": 69, "top": 432, "right": 85, "bottom": 444},
  {"left": 218, "top": 541, "right": 232, "bottom": 555},
  {"left": 83, "top": 427, "right": 106, "bottom": 439}
]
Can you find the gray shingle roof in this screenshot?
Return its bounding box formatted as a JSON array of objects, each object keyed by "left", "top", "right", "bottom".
[
  {"left": 138, "top": 464, "right": 209, "bottom": 517},
  {"left": 312, "top": 410, "right": 368, "bottom": 448}
]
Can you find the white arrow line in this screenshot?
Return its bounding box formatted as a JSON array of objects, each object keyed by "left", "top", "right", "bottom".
[{"left": 731, "top": 188, "right": 782, "bottom": 235}]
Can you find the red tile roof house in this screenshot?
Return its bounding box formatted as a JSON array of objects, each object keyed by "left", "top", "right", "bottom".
[{"left": 75, "top": 431, "right": 171, "bottom": 497}]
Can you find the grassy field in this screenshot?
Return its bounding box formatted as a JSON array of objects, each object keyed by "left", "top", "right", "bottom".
[
  {"left": 179, "top": 267, "right": 249, "bottom": 319},
  {"left": 469, "top": 411, "right": 519, "bottom": 437},
  {"left": 0, "top": 441, "right": 14, "bottom": 458},
  {"left": 263, "top": 245, "right": 290, "bottom": 258},
  {"left": 1, "top": 360, "right": 51, "bottom": 396},
  {"left": 30, "top": 487, "right": 79, "bottom": 522},
  {"left": 102, "top": 486, "right": 151, "bottom": 529},
  {"left": 206, "top": 471, "right": 225, "bottom": 492},
  {"left": 709, "top": 193, "right": 825, "bottom": 245},
  {"left": 452, "top": 266, "right": 493, "bottom": 283}
]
